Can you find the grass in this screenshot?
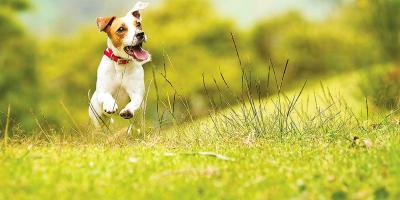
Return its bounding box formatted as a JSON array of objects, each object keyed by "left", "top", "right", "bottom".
[
  {"left": 1, "top": 135, "right": 399, "bottom": 200},
  {"left": 1, "top": 70, "right": 400, "bottom": 200}
]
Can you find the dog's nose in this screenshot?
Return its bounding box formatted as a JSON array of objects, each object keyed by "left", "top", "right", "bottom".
[{"left": 136, "top": 32, "right": 145, "bottom": 40}]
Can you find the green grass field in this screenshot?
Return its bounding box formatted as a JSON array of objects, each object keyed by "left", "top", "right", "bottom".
[{"left": 1, "top": 71, "right": 399, "bottom": 200}]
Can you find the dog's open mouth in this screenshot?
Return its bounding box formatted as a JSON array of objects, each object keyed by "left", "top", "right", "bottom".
[{"left": 124, "top": 43, "right": 150, "bottom": 61}]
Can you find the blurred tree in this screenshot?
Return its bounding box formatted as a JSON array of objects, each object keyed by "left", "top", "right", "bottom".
[
  {"left": 252, "top": 11, "right": 380, "bottom": 82},
  {"left": 0, "top": 0, "right": 30, "bottom": 10},
  {"left": 37, "top": 29, "right": 104, "bottom": 126},
  {"left": 358, "top": 0, "right": 400, "bottom": 62},
  {"left": 252, "top": 11, "right": 306, "bottom": 63},
  {"left": 0, "top": 0, "right": 40, "bottom": 130}
]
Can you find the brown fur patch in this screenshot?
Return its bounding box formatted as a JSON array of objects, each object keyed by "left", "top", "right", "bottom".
[
  {"left": 96, "top": 16, "right": 115, "bottom": 32},
  {"left": 105, "top": 18, "right": 128, "bottom": 48}
]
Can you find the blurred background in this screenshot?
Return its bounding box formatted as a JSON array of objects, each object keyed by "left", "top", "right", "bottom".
[{"left": 1, "top": 0, "right": 399, "bottom": 132}]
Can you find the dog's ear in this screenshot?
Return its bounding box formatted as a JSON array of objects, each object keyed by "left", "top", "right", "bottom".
[
  {"left": 128, "top": 1, "right": 149, "bottom": 19},
  {"left": 96, "top": 16, "right": 116, "bottom": 32}
]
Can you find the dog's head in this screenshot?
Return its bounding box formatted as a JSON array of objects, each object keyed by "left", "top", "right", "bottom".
[{"left": 96, "top": 2, "right": 150, "bottom": 64}]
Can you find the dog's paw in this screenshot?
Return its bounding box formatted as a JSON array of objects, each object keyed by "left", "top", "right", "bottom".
[
  {"left": 103, "top": 100, "right": 118, "bottom": 114},
  {"left": 119, "top": 108, "right": 134, "bottom": 119}
]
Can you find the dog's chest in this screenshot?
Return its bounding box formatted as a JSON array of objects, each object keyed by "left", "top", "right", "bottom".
[
  {"left": 111, "top": 66, "right": 137, "bottom": 89},
  {"left": 101, "top": 63, "right": 143, "bottom": 88}
]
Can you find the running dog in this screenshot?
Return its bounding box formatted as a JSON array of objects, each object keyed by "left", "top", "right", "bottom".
[{"left": 89, "top": 2, "right": 151, "bottom": 126}]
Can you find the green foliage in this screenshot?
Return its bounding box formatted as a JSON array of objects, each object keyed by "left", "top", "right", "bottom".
[
  {"left": 359, "top": 0, "right": 400, "bottom": 62},
  {"left": 36, "top": 28, "right": 105, "bottom": 125},
  {"left": 361, "top": 65, "right": 400, "bottom": 109},
  {"left": 341, "top": 0, "right": 400, "bottom": 63},
  {"left": 0, "top": 0, "right": 30, "bottom": 11},
  {"left": 0, "top": 1, "right": 39, "bottom": 130},
  {"left": 252, "top": 12, "right": 380, "bottom": 82},
  {"left": 252, "top": 11, "right": 306, "bottom": 62}
]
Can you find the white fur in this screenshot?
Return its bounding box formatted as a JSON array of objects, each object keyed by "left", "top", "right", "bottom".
[
  {"left": 128, "top": 1, "right": 149, "bottom": 14},
  {"left": 89, "top": 2, "right": 150, "bottom": 126}
]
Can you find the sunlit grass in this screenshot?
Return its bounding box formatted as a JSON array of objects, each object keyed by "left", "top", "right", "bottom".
[
  {"left": 1, "top": 134, "right": 399, "bottom": 199},
  {"left": 1, "top": 69, "right": 399, "bottom": 199}
]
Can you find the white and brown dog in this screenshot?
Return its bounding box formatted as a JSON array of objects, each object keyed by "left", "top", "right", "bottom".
[{"left": 89, "top": 2, "right": 151, "bottom": 126}]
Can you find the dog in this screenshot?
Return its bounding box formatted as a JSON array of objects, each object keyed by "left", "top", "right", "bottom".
[{"left": 89, "top": 2, "right": 151, "bottom": 127}]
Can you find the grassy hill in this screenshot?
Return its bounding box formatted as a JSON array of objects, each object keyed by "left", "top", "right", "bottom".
[{"left": 1, "top": 70, "right": 399, "bottom": 199}]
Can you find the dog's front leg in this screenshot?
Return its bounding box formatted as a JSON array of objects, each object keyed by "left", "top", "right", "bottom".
[
  {"left": 98, "top": 92, "right": 119, "bottom": 114},
  {"left": 119, "top": 89, "right": 144, "bottom": 119}
]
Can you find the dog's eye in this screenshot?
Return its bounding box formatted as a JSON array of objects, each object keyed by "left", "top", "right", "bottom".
[
  {"left": 136, "top": 22, "right": 141, "bottom": 28},
  {"left": 117, "top": 27, "right": 125, "bottom": 33}
]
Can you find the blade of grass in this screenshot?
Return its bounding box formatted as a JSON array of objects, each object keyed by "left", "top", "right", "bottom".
[
  {"left": 3, "top": 104, "right": 10, "bottom": 149},
  {"left": 60, "top": 100, "right": 82, "bottom": 135}
]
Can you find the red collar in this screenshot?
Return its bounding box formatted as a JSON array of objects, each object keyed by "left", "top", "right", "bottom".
[{"left": 104, "top": 48, "right": 131, "bottom": 65}]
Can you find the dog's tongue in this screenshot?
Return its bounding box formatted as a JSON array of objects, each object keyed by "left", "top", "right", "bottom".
[{"left": 132, "top": 47, "right": 149, "bottom": 61}]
